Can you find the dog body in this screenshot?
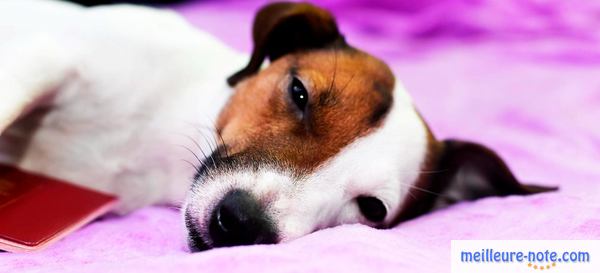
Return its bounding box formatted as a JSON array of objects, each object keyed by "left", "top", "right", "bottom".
[
  {"left": 0, "top": 0, "right": 554, "bottom": 251},
  {"left": 0, "top": 0, "right": 245, "bottom": 211}
]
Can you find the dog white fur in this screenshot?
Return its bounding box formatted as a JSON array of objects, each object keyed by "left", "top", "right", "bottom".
[{"left": 0, "top": 0, "right": 248, "bottom": 212}]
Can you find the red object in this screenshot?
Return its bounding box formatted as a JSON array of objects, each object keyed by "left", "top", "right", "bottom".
[{"left": 0, "top": 164, "right": 117, "bottom": 252}]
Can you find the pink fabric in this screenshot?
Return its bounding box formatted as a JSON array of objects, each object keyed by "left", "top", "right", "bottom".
[{"left": 2, "top": 0, "right": 599, "bottom": 272}]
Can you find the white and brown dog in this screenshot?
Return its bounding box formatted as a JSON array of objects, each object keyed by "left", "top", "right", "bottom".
[{"left": 0, "top": 0, "right": 555, "bottom": 251}]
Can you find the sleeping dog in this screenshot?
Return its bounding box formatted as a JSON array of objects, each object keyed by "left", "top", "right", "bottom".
[{"left": 0, "top": 0, "right": 555, "bottom": 251}]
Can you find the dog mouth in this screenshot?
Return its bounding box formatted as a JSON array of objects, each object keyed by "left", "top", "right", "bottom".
[{"left": 185, "top": 189, "right": 279, "bottom": 252}]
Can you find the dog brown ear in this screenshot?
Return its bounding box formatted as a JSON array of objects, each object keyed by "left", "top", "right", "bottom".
[
  {"left": 396, "top": 139, "right": 557, "bottom": 222},
  {"left": 227, "top": 2, "right": 345, "bottom": 86}
]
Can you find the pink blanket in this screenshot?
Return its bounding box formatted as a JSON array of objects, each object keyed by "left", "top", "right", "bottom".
[{"left": 2, "top": 0, "right": 599, "bottom": 272}]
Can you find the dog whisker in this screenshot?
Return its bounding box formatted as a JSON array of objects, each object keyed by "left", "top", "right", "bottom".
[
  {"left": 191, "top": 127, "right": 219, "bottom": 169},
  {"left": 205, "top": 119, "right": 230, "bottom": 158},
  {"left": 327, "top": 46, "right": 339, "bottom": 94},
  {"left": 184, "top": 135, "right": 209, "bottom": 162},
  {"left": 405, "top": 188, "right": 418, "bottom": 201},
  {"left": 392, "top": 169, "right": 452, "bottom": 199},
  {"left": 216, "top": 130, "right": 229, "bottom": 158},
  {"left": 196, "top": 128, "right": 216, "bottom": 152},
  {"left": 340, "top": 73, "right": 355, "bottom": 93},
  {"left": 177, "top": 145, "right": 204, "bottom": 166},
  {"left": 181, "top": 159, "right": 201, "bottom": 174},
  {"left": 191, "top": 123, "right": 222, "bottom": 153},
  {"left": 405, "top": 184, "right": 445, "bottom": 198},
  {"left": 418, "top": 169, "right": 449, "bottom": 174}
]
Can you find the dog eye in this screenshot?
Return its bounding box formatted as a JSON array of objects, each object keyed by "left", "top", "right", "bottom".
[
  {"left": 289, "top": 77, "right": 308, "bottom": 111},
  {"left": 357, "top": 196, "right": 387, "bottom": 222}
]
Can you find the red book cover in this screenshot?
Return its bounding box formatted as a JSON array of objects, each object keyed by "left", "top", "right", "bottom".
[{"left": 0, "top": 164, "right": 117, "bottom": 252}]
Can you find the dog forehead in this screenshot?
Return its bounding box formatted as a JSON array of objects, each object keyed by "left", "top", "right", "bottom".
[
  {"left": 292, "top": 50, "right": 395, "bottom": 126},
  {"left": 295, "top": 49, "right": 394, "bottom": 78}
]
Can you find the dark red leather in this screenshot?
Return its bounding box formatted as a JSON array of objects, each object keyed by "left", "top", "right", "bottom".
[{"left": 0, "top": 165, "right": 116, "bottom": 251}]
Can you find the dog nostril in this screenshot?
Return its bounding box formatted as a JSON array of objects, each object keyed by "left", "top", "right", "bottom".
[
  {"left": 216, "top": 202, "right": 240, "bottom": 234},
  {"left": 209, "top": 190, "right": 277, "bottom": 247}
]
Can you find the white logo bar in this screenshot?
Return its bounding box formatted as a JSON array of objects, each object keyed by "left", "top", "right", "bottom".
[{"left": 451, "top": 240, "right": 598, "bottom": 273}]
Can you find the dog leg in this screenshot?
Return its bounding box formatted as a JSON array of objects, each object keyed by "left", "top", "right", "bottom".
[{"left": 0, "top": 35, "right": 74, "bottom": 134}]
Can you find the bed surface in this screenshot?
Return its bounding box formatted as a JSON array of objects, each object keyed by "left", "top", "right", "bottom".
[{"left": 2, "top": 0, "right": 599, "bottom": 272}]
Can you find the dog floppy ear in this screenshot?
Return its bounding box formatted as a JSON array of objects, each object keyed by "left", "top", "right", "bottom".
[
  {"left": 396, "top": 139, "right": 557, "bottom": 222},
  {"left": 227, "top": 2, "right": 345, "bottom": 86},
  {"left": 429, "top": 139, "right": 558, "bottom": 209}
]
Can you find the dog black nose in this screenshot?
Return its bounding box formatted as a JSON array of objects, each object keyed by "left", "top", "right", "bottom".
[{"left": 209, "top": 190, "right": 277, "bottom": 247}]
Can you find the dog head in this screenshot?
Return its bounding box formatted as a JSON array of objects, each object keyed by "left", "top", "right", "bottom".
[{"left": 183, "top": 2, "right": 556, "bottom": 251}]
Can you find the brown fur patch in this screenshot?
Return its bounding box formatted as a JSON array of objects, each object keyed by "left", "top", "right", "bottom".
[{"left": 216, "top": 49, "right": 395, "bottom": 176}]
